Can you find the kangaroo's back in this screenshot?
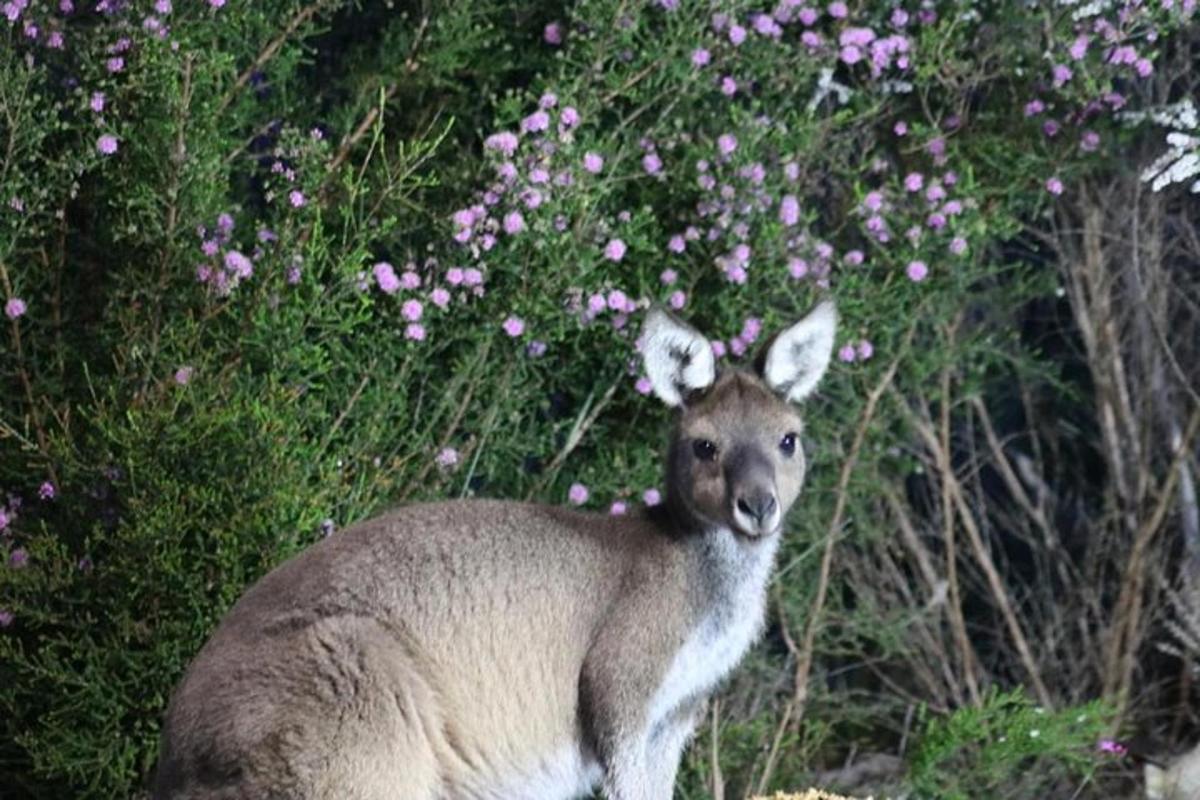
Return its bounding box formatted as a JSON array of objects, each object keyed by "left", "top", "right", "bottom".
[{"left": 153, "top": 303, "right": 838, "bottom": 800}]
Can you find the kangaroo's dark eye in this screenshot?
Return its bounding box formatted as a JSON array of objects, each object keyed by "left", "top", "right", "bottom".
[
  {"left": 780, "top": 432, "right": 797, "bottom": 456},
  {"left": 692, "top": 439, "right": 718, "bottom": 462}
]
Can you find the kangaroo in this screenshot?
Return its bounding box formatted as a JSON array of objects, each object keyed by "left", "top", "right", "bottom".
[
  {"left": 152, "top": 302, "right": 838, "bottom": 800},
  {"left": 1146, "top": 740, "right": 1200, "bottom": 800}
]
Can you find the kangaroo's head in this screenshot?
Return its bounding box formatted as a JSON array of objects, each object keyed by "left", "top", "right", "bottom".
[{"left": 639, "top": 302, "right": 837, "bottom": 539}]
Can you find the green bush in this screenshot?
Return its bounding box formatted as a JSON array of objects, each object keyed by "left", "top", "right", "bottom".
[{"left": 1, "top": 0, "right": 1195, "bottom": 797}]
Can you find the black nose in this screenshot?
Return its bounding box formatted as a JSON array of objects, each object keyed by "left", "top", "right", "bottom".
[{"left": 736, "top": 492, "right": 777, "bottom": 524}]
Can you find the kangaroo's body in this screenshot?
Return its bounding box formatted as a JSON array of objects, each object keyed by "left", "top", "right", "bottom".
[
  {"left": 1146, "top": 740, "right": 1200, "bottom": 800},
  {"left": 154, "top": 303, "right": 838, "bottom": 800}
]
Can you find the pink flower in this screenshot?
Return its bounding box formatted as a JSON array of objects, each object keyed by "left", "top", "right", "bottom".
[
  {"left": 520, "top": 110, "right": 550, "bottom": 134},
  {"left": 1024, "top": 99, "right": 1045, "bottom": 117},
  {"left": 788, "top": 258, "right": 809, "bottom": 279},
  {"left": 484, "top": 132, "right": 519, "bottom": 157},
  {"left": 288, "top": 190, "right": 306, "bottom": 208},
  {"left": 1046, "top": 177, "right": 1064, "bottom": 195},
  {"left": 691, "top": 48, "right": 711, "bottom": 67},
  {"left": 39, "top": 481, "right": 55, "bottom": 500},
  {"left": 5, "top": 298, "right": 26, "bottom": 319},
  {"left": 502, "top": 316, "right": 525, "bottom": 337},
  {"left": 894, "top": 121, "right": 908, "bottom": 136},
  {"left": 669, "top": 290, "right": 687, "bottom": 309},
  {"left": 857, "top": 340, "right": 874, "bottom": 360},
  {"left": 660, "top": 269, "right": 678, "bottom": 284},
  {"left": 729, "top": 23, "right": 747, "bottom": 45},
  {"left": 642, "top": 488, "right": 662, "bottom": 506},
  {"left": 1052, "top": 63, "right": 1072, "bottom": 87},
  {"left": 586, "top": 293, "right": 607, "bottom": 314},
  {"left": 402, "top": 299, "right": 423, "bottom": 321},
  {"left": 568, "top": 483, "right": 589, "bottom": 505},
  {"left": 607, "top": 290, "right": 628, "bottom": 311},
  {"left": 0, "top": 610, "right": 12, "bottom": 628},
  {"left": 904, "top": 172, "right": 923, "bottom": 192},
  {"left": 720, "top": 76, "right": 738, "bottom": 96},
  {"left": 10, "top": 548, "right": 29, "bottom": 568},
  {"left": 604, "top": 239, "right": 627, "bottom": 262},
  {"left": 1097, "top": 739, "right": 1128, "bottom": 756},
  {"left": 1134, "top": 58, "right": 1153, "bottom": 78},
  {"left": 400, "top": 270, "right": 420, "bottom": 289},
  {"left": 667, "top": 235, "right": 685, "bottom": 254},
  {"left": 906, "top": 260, "right": 928, "bottom": 282},
  {"left": 717, "top": 134, "right": 738, "bottom": 155},
  {"left": 711, "top": 340, "right": 727, "bottom": 358},
  {"left": 949, "top": 237, "right": 968, "bottom": 255},
  {"left": 174, "top": 366, "right": 193, "bottom": 385},
  {"left": 840, "top": 27, "right": 876, "bottom": 47},
  {"left": 844, "top": 250, "right": 864, "bottom": 266},
  {"left": 96, "top": 134, "right": 119, "bottom": 155},
  {"left": 544, "top": 21, "right": 563, "bottom": 45},
  {"left": 635, "top": 377, "right": 653, "bottom": 395},
  {"left": 779, "top": 194, "right": 800, "bottom": 226},
  {"left": 405, "top": 323, "right": 426, "bottom": 341},
  {"left": 838, "top": 344, "right": 857, "bottom": 362},
  {"left": 224, "top": 250, "right": 253, "bottom": 278},
  {"left": 642, "top": 152, "right": 663, "bottom": 175},
  {"left": 374, "top": 262, "right": 401, "bottom": 294},
  {"left": 1069, "top": 35, "right": 1089, "bottom": 60},
  {"left": 430, "top": 287, "right": 451, "bottom": 308},
  {"left": 446, "top": 267, "right": 464, "bottom": 285},
  {"left": 583, "top": 152, "right": 604, "bottom": 173},
  {"left": 436, "top": 447, "right": 459, "bottom": 468},
  {"left": 610, "top": 501, "right": 628, "bottom": 515},
  {"left": 90, "top": 92, "right": 105, "bottom": 112},
  {"left": 828, "top": 1, "right": 848, "bottom": 19},
  {"left": 502, "top": 211, "right": 525, "bottom": 235},
  {"left": 864, "top": 190, "right": 885, "bottom": 211}
]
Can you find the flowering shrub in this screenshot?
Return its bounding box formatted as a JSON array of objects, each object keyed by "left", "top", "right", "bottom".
[{"left": 1, "top": 0, "right": 1197, "bottom": 797}]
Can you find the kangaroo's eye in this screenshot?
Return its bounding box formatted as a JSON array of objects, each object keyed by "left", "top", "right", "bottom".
[
  {"left": 692, "top": 439, "right": 718, "bottom": 462},
  {"left": 779, "top": 432, "right": 798, "bottom": 456}
]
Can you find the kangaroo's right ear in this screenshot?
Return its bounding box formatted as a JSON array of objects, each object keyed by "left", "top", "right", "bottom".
[
  {"left": 640, "top": 307, "right": 716, "bottom": 407},
  {"left": 1144, "top": 763, "right": 1166, "bottom": 800}
]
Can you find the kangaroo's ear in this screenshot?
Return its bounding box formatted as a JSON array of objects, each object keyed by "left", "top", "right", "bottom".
[
  {"left": 640, "top": 307, "right": 716, "bottom": 407},
  {"left": 759, "top": 301, "right": 837, "bottom": 403},
  {"left": 1143, "top": 763, "right": 1165, "bottom": 800}
]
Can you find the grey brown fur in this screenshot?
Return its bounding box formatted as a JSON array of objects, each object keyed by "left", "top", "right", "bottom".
[{"left": 154, "top": 303, "right": 837, "bottom": 800}]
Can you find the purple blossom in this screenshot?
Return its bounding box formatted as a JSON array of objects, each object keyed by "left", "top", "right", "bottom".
[
  {"left": 526, "top": 340, "right": 547, "bottom": 357},
  {"left": 484, "top": 131, "right": 519, "bottom": 157},
  {"left": 668, "top": 290, "right": 687, "bottom": 309},
  {"left": 400, "top": 270, "right": 420, "bottom": 289},
  {"left": 635, "top": 376, "right": 653, "bottom": 395},
  {"left": 604, "top": 239, "right": 627, "bottom": 262},
  {"left": 405, "top": 323, "right": 426, "bottom": 341},
  {"left": 174, "top": 366, "right": 193, "bottom": 385},
  {"left": 502, "top": 316, "right": 525, "bottom": 337},
  {"left": 288, "top": 190, "right": 306, "bottom": 208},
  {"left": 857, "top": 340, "right": 874, "bottom": 360},
  {"left": 1046, "top": 177, "right": 1064, "bottom": 195},
  {"left": 224, "top": 250, "right": 252, "bottom": 279},
  {"left": 502, "top": 211, "right": 525, "bottom": 235},
  {"left": 642, "top": 152, "right": 663, "bottom": 175},
  {"left": 544, "top": 21, "right": 563, "bottom": 45},
  {"left": 97, "top": 134, "right": 119, "bottom": 155},
  {"left": 828, "top": 1, "right": 848, "bottom": 18},
  {"left": 643, "top": 488, "right": 662, "bottom": 506},
  {"left": 568, "top": 483, "right": 589, "bottom": 505},
  {"left": 667, "top": 235, "right": 685, "bottom": 254},
  {"left": 5, "top": 298, "right": 26, "bottom": 319},
  {"left": 402, "top": 299, "right": 423, "bottom": 321},
  {"left": 729, "top": 23, "right": 747, "bottom": 45},
  {"left": 38, "top": 481, "right": 55, "bottom": 500},
  {"left": 1024, "top": 99, "right": 1045, "bottom": 117},
  {"left": 720, "top": 76, "right": 738, "bottom": 96},
  {"left": 583, "top": 152, "right": 604, "bottom": 174},
  {"left": 374, "top": 262, "right": 401, "bottom": 294},
  {"left": 894, "top": 120, "right": 908, "bottom": 136},
  {"left": 779, "top": 194, "right": 800, "bottom": 226},
  {"left": 1052, "top": 63, "right": 1072, "bottom": 87},
  {"left": 9, "top": 548, "right": 29, "bottom": 568},
  {"left": 717, "top": 134, "right": 738, "bottom": 155},
  {"left": 520, "top": 110, "right": 550, "bottom": 134},
  {"left": 106, "top": 56, "right": 124, "bottom": 73},
  {"left": 1080, "top": 130, "right": 1100, "bottom": 152},
  {"left": 904, "top": 172, "right": 924, "bottom": 192},
  {"left": 1069, "top": 35, "right": 1089, "bottom": 60},
  {"left": 430, "top": 287, "right": 450, "bottom": 308},
  {"left": 0, "top": 610, "right": 12, "bottom": 628},
  {"left": 906, "top": 260, "right": 929, "bottom": 282},
  {"left": 798, "top": 7, "right": 818, "bottom": 25},
  {"left": 660, "top": 269, "right": 678, "bottom": 284},
  {"left": 437, "top": 447, "right": 459, "bottom": 468},
  {"left": 838, "top": 344, "right": 857, "bottom": 362},
  {"left": 610, "top": 501, "right": 628, "bottom": 515},
  {"left": 949, "top": 237, "right": 968, "bottom": 255},
  {"left": 560, "top": 106, "right": 579, "bottom": 127},
  {"left": 691, "top": 48, "right": 711, "bottom": 67}
]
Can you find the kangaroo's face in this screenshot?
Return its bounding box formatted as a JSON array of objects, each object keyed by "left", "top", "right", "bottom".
[
  {"left": 641, "top": 302, "right": 837, "bottom": 537},
  {"left": 671, "top": 372, "right": 806, "bottom": 537}
]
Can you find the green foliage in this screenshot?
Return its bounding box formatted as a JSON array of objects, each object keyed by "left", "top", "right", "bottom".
[{"left": 910, "top": 690, "right": 1113, "bottom": 800}]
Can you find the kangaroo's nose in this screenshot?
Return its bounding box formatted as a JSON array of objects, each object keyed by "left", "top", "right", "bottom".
[{"left": 736, "top": 491, "right": 777, "bottom": 526}]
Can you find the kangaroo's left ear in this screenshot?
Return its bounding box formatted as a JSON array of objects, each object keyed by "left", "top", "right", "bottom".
[
  {"left": 639, "top": 307, "right": 717, "bottom": 407},
  {"left": 757, "top": 301, "right": 837, "bottom": 403}
]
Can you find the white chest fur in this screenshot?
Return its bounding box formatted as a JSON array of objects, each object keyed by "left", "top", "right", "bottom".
[{"left": 648, "top": 529, "right": 779, "bottom": 728}]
